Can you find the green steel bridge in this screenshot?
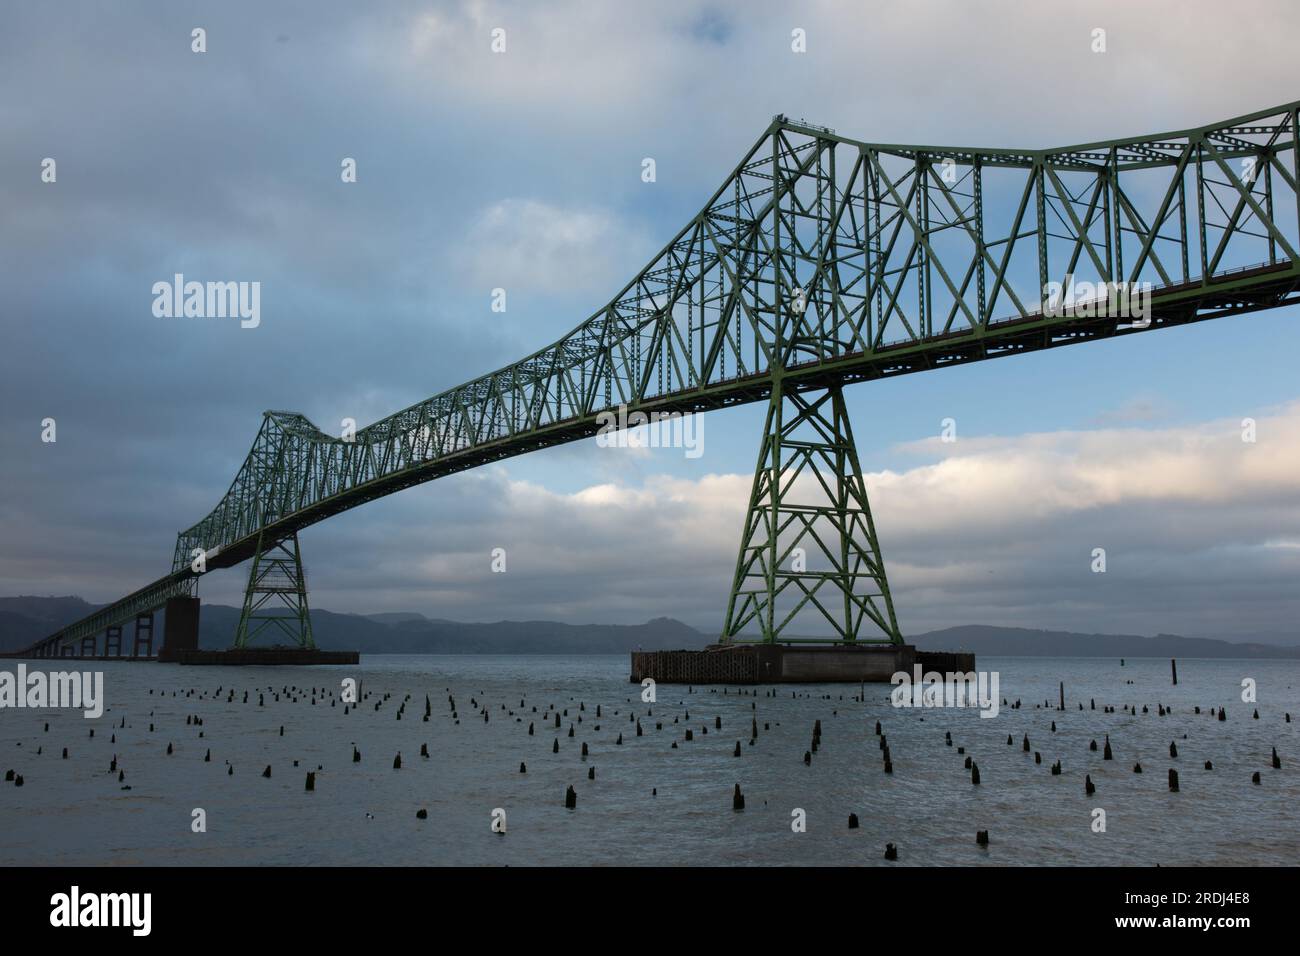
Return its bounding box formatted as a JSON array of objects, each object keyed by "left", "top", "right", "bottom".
[{"left": 13, "top": 100, "right": 1300, "bottom": 658}]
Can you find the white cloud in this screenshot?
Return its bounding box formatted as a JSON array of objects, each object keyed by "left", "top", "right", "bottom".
[
  {"left": 6, "top": 0, "right": 1300, "bottom": 647},
  {"left": 459, "top": 197, "right": 652, "bottom": 297},
  {"left": 359, "top": 0, "right": 1300, "bottom": 156},
  {"left": 280, "top": 401, "right": 1300, "bottom": 640}
]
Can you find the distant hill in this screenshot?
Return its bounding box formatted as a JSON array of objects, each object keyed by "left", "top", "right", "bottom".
[
  {"left": 363, "top": 612, "right": 429, "bottom": 626},
  {"left": 911, "top": 624, "right": 1300, "bottom": 659},
  {"left": 2, "top": 595, "right": 1297, "bottom": 657},
  {"left": 0, "top": 596, "right": 103, "bottom": 650},
  {"left": 199, "top": 607, "right": 707, "bottom": 654},
  {"left": 0, "top": 596, "right": 706, "bottom": 654},
  {"left": 0, "top": 595, "right": 100, "bottom": 627}
]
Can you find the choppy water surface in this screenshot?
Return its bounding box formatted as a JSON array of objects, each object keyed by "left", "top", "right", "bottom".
[{"left": 0, "top": 654, "right": 1296, "bottom": 865}]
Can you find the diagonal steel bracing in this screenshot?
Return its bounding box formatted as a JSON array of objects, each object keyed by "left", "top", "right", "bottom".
[
  {"left": 20, "top": 101, "right": 1300, "bottom": 656},
  {"left": 233, "top": 531, "right": 315, "bottom": 650},
  {"left": 721, "top": 381, "right": 901, "bottom": 644}
]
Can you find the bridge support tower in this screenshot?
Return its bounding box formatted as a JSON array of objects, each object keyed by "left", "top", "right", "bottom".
[
  {"left": 132, "top": 612, "right": 155, "bottom": 657},
  {"left": 158, "top": 599, "right": 198, "bottom": 661},
  {"left": 234, "top": 531, "right": 316, "bottom": 650},
  {"left": 105, "top": 624, "right": 122, "bottom": 657},
  {"left": 721, "top": 380, "right": 902, "bottom": 645}
]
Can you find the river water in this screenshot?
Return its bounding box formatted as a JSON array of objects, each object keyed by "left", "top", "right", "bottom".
[{"left": 1, "top": 654, "right": 1296, "bottom": 865}]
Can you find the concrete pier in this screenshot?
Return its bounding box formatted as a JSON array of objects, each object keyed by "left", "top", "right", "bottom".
[
  {"left": 157, "top": 597, "right": 200, "bottom": 662},
  {"left": 630, "top": 644, "right": 974, "bottom": 684}
]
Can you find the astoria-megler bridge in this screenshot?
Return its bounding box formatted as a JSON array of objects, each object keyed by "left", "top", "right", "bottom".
[{"left": 14, "top": 101, "right": 1300, "bottom": 659}]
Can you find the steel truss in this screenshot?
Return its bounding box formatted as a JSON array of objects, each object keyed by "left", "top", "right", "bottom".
[
  {"left": 233, "top": 531, "right": 315, "bottom": 649},
  {"left": 722, "top": 381, "right": 901, "bottom": 644},
  {"left": 21, "top": 101, "right": 1300, "bottom": 656}
]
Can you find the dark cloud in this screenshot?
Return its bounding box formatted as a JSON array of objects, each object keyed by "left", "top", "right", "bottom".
[{"left": 3, "top": 2, "right": 1299, "bottom": 642}]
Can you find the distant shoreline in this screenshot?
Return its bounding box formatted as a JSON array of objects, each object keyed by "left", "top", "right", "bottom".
[{"left": 3, "top": 596, "right": 1297, "bottom": 659}]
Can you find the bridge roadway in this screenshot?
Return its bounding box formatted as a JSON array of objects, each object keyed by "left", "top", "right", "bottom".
[{"left": 11, "top": 100, "right": 1300, "bottom": 657}]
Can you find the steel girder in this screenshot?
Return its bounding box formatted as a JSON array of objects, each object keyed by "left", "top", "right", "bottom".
[{"left": 19, "top": 101, "right": 1300, "bottom": 656}]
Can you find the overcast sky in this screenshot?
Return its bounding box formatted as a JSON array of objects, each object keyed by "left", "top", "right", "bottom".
[{"left": 3, "top": 0, "right": 1300, "bottom": 641}]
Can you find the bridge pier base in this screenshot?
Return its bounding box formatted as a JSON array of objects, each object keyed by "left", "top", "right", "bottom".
[
  {"left": 631, "top": 644, "right": 975, "bottom": 684},
  {"left": 80, "top": 634, "right": 96, "bottom": 657},
  {"left": 720, "top": 380, "right": 902, "bottom": 646},
  {"left": 105, "top": 625, "right": 122, "bottom": 657},
  {"left": 158, "top": 602, "right": 197, "bottom": 661}
]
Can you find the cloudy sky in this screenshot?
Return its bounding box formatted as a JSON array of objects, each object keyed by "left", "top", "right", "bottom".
[{"left": 3, "top": 0, "right": 1299, "bottom": 641}]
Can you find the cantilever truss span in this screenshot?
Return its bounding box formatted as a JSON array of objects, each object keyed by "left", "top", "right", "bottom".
[{"left": 17, "top": 101, "right": 1300, "bottom": 656}]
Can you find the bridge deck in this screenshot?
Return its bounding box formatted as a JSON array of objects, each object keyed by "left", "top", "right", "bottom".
[{"left": 18, "top": 101, "right": 1300, "bottom": 658}]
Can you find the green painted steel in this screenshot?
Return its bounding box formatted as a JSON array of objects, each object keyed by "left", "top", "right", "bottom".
[
  {"left": 17, "top": 101, "right": 1300, "bottom": 657},
  {"left": 233, "top": 531, "right": 315, "bottom": 649},
  {"left": 721, "top": 382, "right": 901, "bottom": 644},
  {"left": 17, "top": 576, "right": 191, "bottom": 658}
]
